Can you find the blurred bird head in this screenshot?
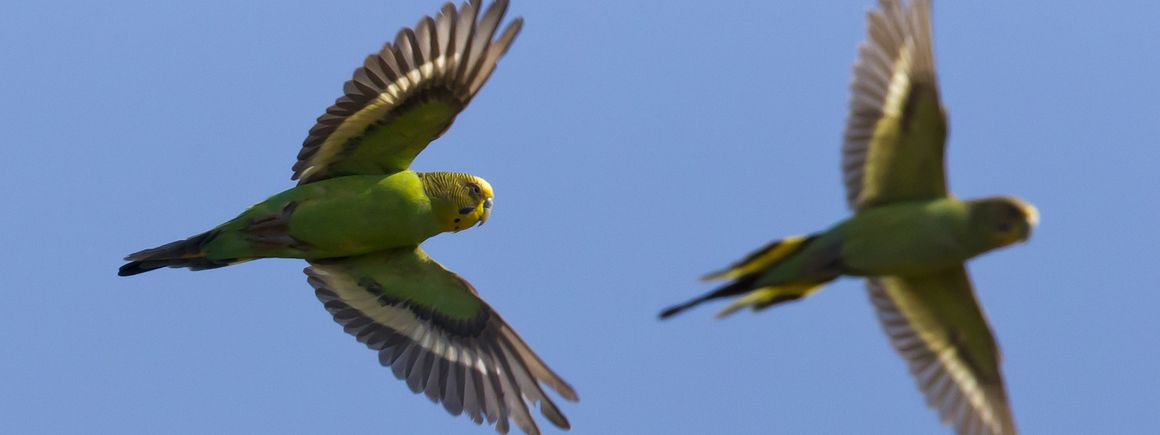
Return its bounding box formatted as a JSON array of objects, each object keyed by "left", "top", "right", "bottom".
[
  {"left": 420, "top": 172, "right": 494, "bottom": 232},
  {"left": 968, "top": 196, "right": 1039, "bottom": 250}
]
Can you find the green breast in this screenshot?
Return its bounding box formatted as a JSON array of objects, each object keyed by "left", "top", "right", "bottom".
[
  {"left": 284, "top": 171, "right": 441, "bottom": 257},
  {"left": 839, "top": 199, "right": 972, "bottom": 275}
]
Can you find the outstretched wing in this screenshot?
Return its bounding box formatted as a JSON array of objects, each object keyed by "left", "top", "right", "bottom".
[
  {"left": 293, "top": 0, "right": 522, "bottom": 184},
  {"left": 867, "top": 267, "right": 1016, "bottom": 435},
  {"left": 306, "top": 247, "right": 576, "bottom": 435},
  {"left": 841, "top": 0, "right": 947, "bottom": 210}
]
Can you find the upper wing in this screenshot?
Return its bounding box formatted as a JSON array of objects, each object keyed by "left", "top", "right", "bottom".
[
  {"left": 306, "top": 247, "right": 576, "bottom": 435},
  {"left": 293, "top": 0, "right": 523, "bottom": 184},
  {"left": 867, "top": 267, "right": 1016, "bottom": 435},
  {"left": 841, "top": 0, "right": 948, "bottom": 210}
]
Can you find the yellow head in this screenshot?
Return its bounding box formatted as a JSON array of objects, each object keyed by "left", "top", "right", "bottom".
[
  {"left": 418, "top": 172, "right": 494, "bottom": 233},
  {"left": 966, "top": 195, "right": 1039, "bottom": 251}
]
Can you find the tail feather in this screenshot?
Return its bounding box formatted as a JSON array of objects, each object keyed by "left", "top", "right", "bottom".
[
  {"left": 701, "top": 235, "right": 817, "bottom": 281},
  {"left": 659, "top": 273, "right": 762, "bottom": 319},
  {"left": 118, "top": 230, "right": 236, "bottom": 276},
  {"left": 714, "top": 283, "right": 824, "bottom": 319},
  {"left": 660, "top": 233, "right": 827, "bottom": 319}
]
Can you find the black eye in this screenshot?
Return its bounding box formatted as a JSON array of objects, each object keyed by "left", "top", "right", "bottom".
[
  {"left": 1005, "top": 205, "right": 1022, "bottom": 219},
  {"left": 996, "top": 222, "right": 1012, "bottom": 232},
  {"left": 466, "top": 183, "right": 482, "bottom": 195}
]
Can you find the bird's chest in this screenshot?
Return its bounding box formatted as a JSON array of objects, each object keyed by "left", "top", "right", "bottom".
[
  {"left": 841, "top": 210, "right": 969, "bottom": 276},
  {"left": 284, "top": 175, "right": 439, "bottom": 256}
]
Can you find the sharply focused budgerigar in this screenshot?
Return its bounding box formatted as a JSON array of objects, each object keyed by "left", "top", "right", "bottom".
[
  {"left": 660, "top": 1, "right": 1034, "bottom": 434},
  {"left": 119, "top": 1, "right": 577, "bottom": 433}
]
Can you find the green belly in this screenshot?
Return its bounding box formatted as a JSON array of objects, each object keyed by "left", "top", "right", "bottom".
[{"left": 205, "top": 171, "right": 440, "bottom": 260}]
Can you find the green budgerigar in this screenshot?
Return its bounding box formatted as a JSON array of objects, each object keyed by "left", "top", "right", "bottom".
[
  {"left": 119, "top": 2, "right": 576, "bottom": 434},
  {"left": 660, "top": 1, "right": 1035, "bottom": 434}
]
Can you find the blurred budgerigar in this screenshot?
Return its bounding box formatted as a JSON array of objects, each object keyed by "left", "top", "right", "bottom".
[
  {"left": 119, "top": 1, "right": 577, "bottom": 433},
  {"left": 660, "top": 1, "right": 1034, "bottom": 434}
]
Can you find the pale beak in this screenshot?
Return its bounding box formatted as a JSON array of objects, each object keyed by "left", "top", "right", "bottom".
[
  {"left": 478, "top": 198, "right": 493, "bottom": 227},
  {"left": 1023, "top": 204, "right": 1040, "bottom": 228}
]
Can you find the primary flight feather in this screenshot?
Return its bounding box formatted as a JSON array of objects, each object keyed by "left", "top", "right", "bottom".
[
  {"left": 660, "top": 1, "right": 1033, "bottom": 434},
  {"left": 119, "top": 2, "right": 577, "bottom": 434}
]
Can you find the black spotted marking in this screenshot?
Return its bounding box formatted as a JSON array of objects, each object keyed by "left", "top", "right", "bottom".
[{"left": 458, "top": 207, "right": 474, "bottom": 215}]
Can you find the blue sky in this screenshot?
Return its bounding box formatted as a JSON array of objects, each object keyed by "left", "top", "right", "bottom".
[{"left": 2, "top": 0, "right": 1158, "bottom": 434}]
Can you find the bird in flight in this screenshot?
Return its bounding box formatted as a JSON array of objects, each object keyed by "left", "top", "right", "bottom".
[
  {"left": 119, "top": 1, "right": 576, "bottom": 433},
  {"left": 660, "top": 1, "right": 1033, "bottom": 434}
]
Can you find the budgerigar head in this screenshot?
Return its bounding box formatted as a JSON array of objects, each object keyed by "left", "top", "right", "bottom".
[
  {"left": 419, "top": 172, "right": 494, "bottom": 233},
  {"left": 966, "top": 196, "right": 1039, "bottom": 251}
]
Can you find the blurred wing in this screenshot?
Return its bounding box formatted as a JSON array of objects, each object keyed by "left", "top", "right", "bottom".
[
  {"left": 293, "top": 0, "right": 523, "bottom": 184},
  {"left": 842, "top": 0, "right": 948, "bottom": 210},
  {"left": 867, "top": 267, "right": 1016, "bottom": 435},
  {"left": 306, "top": 247, "right": 576, "bottom": 435}
]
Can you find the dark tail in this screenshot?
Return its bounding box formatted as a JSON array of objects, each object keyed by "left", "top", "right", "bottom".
[
  {"left": 658, "top": 274, "right": 760, "bottom": 319},
  {"left": 659, "top": 234, "right": 826, "bottom": 319},
  {"left": 118, "top": 230, "right": 234, "bottom": 276}
]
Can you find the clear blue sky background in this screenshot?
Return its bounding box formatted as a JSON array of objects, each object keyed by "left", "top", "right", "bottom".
[{"left": 2, "top": 1, "right": 1157, "bottom": 434}]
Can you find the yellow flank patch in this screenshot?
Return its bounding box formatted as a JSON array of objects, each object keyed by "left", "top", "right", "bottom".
[
  {"left": 715, "top": 283, "right": 823, "bottom": 319},
  {"left": 702, "top": 235, "right": 811, "bottom": 281}
]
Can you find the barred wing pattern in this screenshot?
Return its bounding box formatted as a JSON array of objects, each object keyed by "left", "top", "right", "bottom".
[
  {"left": 307, "top": 248, "right": 576, "bottom": 435},
  {"left": 293, "top": 0, "right": 522, "bottom": 184}
]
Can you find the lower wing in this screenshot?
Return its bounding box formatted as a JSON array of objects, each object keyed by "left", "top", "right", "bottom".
[
  {"left": 866, "top": 266, "right": 1016, "bottom": 435},
  {"left": 305, "top": 246, "right": 576, "bottom": 434}
]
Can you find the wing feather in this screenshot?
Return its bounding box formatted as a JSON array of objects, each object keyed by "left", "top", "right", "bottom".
[
  {"left": 867, "top": 268, "right": 1016, "bottom": 435},
  {"left": 842, "top": 0, "right": 947, "bottom": 210},
  {"left": 293, "top": 0, "right": 521, "bottom": 184},
  {"left": 306, "top": 247, "right": 575, "bottom": 434}
]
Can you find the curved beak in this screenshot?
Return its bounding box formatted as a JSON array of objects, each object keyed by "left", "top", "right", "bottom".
[{"left": 478, "top": 198, "right": 493, "bottom": 227}]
